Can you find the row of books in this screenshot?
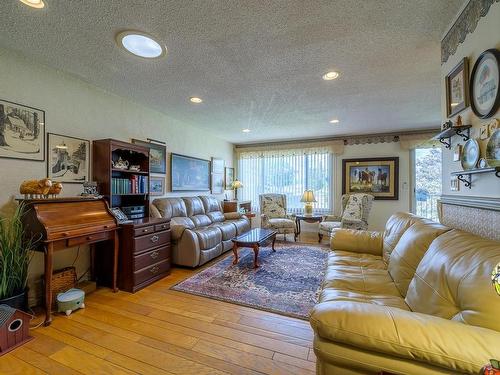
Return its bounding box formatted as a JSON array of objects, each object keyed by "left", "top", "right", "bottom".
[{"left": 112, "top": 176, "right": 148, "bottom": 195}]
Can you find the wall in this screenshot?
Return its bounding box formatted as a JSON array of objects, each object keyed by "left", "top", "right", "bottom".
[
  {"left": 440, "top": 1, "right": 500, "bottom": 197},
  {"left": 0, "top": 49, "right": 234, "bottom": 303}
]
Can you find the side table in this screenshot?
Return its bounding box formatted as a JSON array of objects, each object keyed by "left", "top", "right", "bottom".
[{"left": 295, "top": 214, "right": 324, "bottom": 242}]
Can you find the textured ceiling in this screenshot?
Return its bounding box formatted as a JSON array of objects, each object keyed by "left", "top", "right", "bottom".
[{"left": 0, "top": 0, "right": 463, "bottom": 144}]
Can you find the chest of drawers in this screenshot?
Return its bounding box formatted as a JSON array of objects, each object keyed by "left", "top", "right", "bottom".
[{"left": 119, "top": 217, "right": 171, "bottom": 292}]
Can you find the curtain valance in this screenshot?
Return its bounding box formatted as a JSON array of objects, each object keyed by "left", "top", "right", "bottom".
[
  {"left": 399, "top": 132, "right": 440, "bottom": 150},
  {"left": 235, "top": 140, "right": 344, "bottom": 159}
]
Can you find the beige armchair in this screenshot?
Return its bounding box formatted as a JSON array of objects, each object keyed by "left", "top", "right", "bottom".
[
  {"left": 318, "top": 193, "right": 373, "bottom": 242},
  {"left": 259, "top": 194, "right": 297, "bottom": 241}
]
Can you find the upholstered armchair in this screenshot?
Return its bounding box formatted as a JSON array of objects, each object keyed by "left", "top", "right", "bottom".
[
  {"left": 259, "top": 194, "right": 297, "bottom": 241},
  {"left": 318, "top": 193, "right": 374, "bottom": 242}
]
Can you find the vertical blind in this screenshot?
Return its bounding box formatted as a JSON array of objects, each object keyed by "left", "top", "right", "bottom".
[{"left": 238, "top": 150, "right": 333, "bottom": 214}]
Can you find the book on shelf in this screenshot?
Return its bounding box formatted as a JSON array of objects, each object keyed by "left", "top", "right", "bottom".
[{"left": 111, "top": 175, "right": 148, "bottom": 195}]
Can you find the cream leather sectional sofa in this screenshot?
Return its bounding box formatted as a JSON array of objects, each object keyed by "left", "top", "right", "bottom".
[
  {"left": 151, "top": 196, "right": 250, "bottom": 267},
  {"left": 310, "top": 212, "right": 500, "bottom": 375}
]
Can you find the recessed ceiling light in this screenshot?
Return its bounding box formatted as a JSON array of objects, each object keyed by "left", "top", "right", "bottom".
[
  {"left": 116, "top": 31, "right": 166, "bottom": 59},
  {"left": 19, "top": 0, "right": 45, "bottom": 8},
  {"left": 329, "top": 119, "right": 340, "bottom": 124},
  {"left": 190, "top": 97, "right": 203, "bottom": 104},
  {"left": 322, "top": 71, "right": 339, "bottom": 81},
  {"left": 242, "top": 129, "right": 251, "bottom": 133}
]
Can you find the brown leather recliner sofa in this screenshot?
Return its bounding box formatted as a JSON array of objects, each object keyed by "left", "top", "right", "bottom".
[
  {"left": 310, "top": 212, "right": 500, "bottom": 375},
  {"left": 150, "top": 196, "right": 250, "bottom": 267}
]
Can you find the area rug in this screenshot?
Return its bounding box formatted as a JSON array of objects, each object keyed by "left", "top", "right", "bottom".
[{"left": 171, "top": 242, "right": 328, "bottom": 320}]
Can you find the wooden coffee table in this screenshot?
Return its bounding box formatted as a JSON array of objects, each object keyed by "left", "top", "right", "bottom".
[{"left": 232, "top": 228, "right": 277, "bottom": 268}]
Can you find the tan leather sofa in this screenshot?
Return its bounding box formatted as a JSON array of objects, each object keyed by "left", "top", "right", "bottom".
[
  {"left": 310, "top": 212, "right": 500, "bottom": 375},
  {"left": 151, "top": 196, "right": 250, "bottom": 267}
]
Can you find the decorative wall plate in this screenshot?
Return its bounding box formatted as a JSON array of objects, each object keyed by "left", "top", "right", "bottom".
[
  {"left": 461, "top": 139, "right": 480, "bottom": 170},
  {"left": 478, "top": 158, "right": 488, "bottom": 169},
  {"left": 470, "top": 49, "right": 500, "bottom": 119},
  {"left": 486, "top": 129, "right": 500, "bottom": 167}
]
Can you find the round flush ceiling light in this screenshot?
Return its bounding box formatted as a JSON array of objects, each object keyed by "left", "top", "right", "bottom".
[
  {"left": 190, "top": 97, "right": 203, "bottom": 104},
  {"left": 329, "top": 119, "right": 340, "bottom": 124},
  {"left": 19, "top": 0, "right": 45, "bottom": 8},
  {"left": 242, "top": 128, "right": 251, "bottom": 133},
  {"left": 322, "top": 71, "right": 339, "bottom": 81},
  {"left": 116, "top": 31, "right": 166, "bottom": 59}
]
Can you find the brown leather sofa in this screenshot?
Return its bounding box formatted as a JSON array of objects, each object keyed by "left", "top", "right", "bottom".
[
  {"left": 310, "top": 212, "right": 500, "bottom": 375},
  {"left": 151, "top": 196, "right": 250, "bottom": 267}
]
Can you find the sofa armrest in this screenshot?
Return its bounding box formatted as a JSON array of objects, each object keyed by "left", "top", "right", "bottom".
[
  {"left": 330, "top": 229, "right": 383, "bottom": 255},
  {"left": 224, "top": 212, "right": 242, "bottom": 220},
  {"left": 310, "top": 301, "right": 498, "bottom": 374}
]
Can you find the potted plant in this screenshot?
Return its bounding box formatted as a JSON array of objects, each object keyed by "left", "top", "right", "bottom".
[{"left": 0, "top": 204, "right": 33, "bottom": 311}]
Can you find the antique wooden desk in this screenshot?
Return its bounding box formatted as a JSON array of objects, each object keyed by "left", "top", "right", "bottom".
[{"left": 20, "top": 197, "right": 119, "bottom": 326}]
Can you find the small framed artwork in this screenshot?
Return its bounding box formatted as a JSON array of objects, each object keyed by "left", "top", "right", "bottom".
[
  {"left": 446, "top": 57, "right": 469, "bottom": 118},
  {"left": 453, "top": 144, "right": 462, "bottom": 162},
  {"left": 0, "top": 99, "right": 45, "bottom": 161},
  {"left": 211, "top": 158, "right": 224, "bottom": 174},
  {"left": 480, "top": 124, "right": 489, "bottom": 140},
  {"left": 342, "top": 157, "right": 399, "bottom": 200},
  {"left": 211, "top": 173, "right": 224, "bottom": 194},
  {"left": 132, "top": 139, "right": 167, "bottom": 174},
  {"left": 450, "top": 176, "right": 460, "bottom": 191},
  {"left": 489, "top": 118, "right": 499, "bottom": 135},
  {"left": 47, "top": 133, "right": 90, "bottom": 183},
  {"left": 470, "top": 49, "right": 500, "bottom": 119},
  {"left": 224, "top": 167, "right": 235, "bottom": 190},
  {"left": 150, "top": 176, "right": 165, "bottom": 196}
]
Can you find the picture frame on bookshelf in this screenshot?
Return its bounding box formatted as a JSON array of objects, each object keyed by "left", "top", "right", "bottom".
[
  {"left": 47, "top": 133, "right": 90, "bottom": 183},
  {"left": 150, "top": 176, "right": 165, "bottom": 196},
  {"left": 0, "top": 99, "right": 45, "bottom": 161},
  {"left": 132, "top": 139, "right": 167, "bottom": 174}
]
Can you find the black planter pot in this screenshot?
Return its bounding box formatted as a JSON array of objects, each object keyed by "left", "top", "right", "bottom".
[{"left": 0, "top": 289, "right": 29, "bottom": 312}]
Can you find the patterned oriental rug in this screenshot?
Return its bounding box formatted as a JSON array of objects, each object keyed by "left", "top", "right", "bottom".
[{"left": 171, "top": 242, "right": 329, "bottom": 320}]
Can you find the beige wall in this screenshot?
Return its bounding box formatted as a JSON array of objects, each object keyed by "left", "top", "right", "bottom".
[
  {"left": 440, "top": 2, "right": 500, "bottom": 197},
  {"left": 0, "top": 49, "right": 234, "bottom": 303}
]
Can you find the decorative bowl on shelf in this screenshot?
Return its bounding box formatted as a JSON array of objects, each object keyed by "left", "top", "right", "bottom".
[
  {"left": 486, "top": 129, "right": 500, "bottom": 167},
  {"left": 129, "top": 165, "right": 141, "bottom": 172},
  {"left": 461, "top": 139, "right": 480, "bottom": 170}
]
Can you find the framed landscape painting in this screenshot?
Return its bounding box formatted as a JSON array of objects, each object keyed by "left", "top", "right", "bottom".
[
  {"left": 47, "top": 133, "right": 90, "bottom": 183},
  {"left": 150, "top": 175, "right": 165, "bottom": 196},
  {"left": 171, "top": 153, "right": 210, "bottom": 191},
  {"left": 132, "top": 139, "right": 167, "bottom": 174},
  {"left": 342, "top": 157, "right": 399, "bottom": 200},
  {"left": 0, "top": 99, "right": 45, "bottom": 161},
  {"left": 211, "top": 173, "right": 224, "bottom": 194},
  {"left": 224, "top": 167, "right": 234, "bottom": 190}
]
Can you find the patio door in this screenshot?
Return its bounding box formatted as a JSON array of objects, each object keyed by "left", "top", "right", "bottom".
[{"left": 411, "top": 147, "right": 442, "bottom": 221}]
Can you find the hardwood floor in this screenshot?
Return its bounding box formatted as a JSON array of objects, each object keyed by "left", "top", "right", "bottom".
[{"left": 0, "top": 233, "right": 321, "bottom": 375}]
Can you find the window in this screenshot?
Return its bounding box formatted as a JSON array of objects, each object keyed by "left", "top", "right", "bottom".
[
  {"left": 238, "top": 149, "right": 333, "bottom": 214},
  {"left": 413, "top": 147, "right": 442, "bottom": 221}
]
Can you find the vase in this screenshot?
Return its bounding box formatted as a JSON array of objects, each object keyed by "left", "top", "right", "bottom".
[{"left": 0, "top": 289, "right": 29, "bottom": 312}]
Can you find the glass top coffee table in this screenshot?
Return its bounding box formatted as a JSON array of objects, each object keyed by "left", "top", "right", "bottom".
[{"left": 231, "top": 228, "right": 277, "bottom": 268}]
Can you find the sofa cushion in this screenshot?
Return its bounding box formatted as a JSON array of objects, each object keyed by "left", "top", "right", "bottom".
[
  {"left": 199, "top": 195, "right": 221, "bottom": 213},
  {"left": 382, "top": 212, "right": 419, "bottom": 264},
  {"left": 226, "top": 218, "right": 250, "bottom": 235},
  {"left": 267, "top": 218, "right": 295, "bottom": 229},
  {"left": 405, "top": 229, "right": 500, "bottom": 332},
  {"left": 207, "top": 211, "right": 225, "bottom": 223},
  {"left": 183, "top": 197, "right": 206, "bottom": 216},
  {"left": 388, "top": 221, "right": 450, "bottom": 297},
  {"left": 210, "top": 222, "right": 237, "bottom": 241},
  {"left": 329, "top": 251, "right": 386, "bottom": 270},
  {"left": 192, "top": 227, "right": 222, "bottom": 250},
  {"left": 319, "top": 288, "right": 410, "bottom": 311},
  {"left": 322, "top": 266, "right": 401, "bottom": 297},
  {"left": 342, "top": 194, "right": 363, "bottom": 221},
  {"left": 190, "top": 214, "right": 212, "bottom": 227},
  {"left": 152, "top": 197, "right": 188, "bottom": 219}
]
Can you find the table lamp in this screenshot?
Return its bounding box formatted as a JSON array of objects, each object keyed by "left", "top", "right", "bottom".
[
  {"left": 300, "top": 190, "right": 317, "bottom": 215},
  {"left": 232, "top": 179, "right": 243, "bottom": 200}
]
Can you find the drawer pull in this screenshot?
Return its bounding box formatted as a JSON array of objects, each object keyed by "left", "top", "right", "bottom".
[
  {"left": 150, "top": 265, "right": 160, "bottom": 274},
  {"left": 104, "top": 225, "right": 110, "bottom": 229},
  {"left": 143, "top": 228, "right": 150, "bottom": 233},
  {"left": 150, "top": 250, "right": 159, "bottom": 259},
  {"left": 151, "top": 235, "right": 159, "bottom": 243},
  {"left": 86, "top": 236, "right": 93, "bottom": 241}
]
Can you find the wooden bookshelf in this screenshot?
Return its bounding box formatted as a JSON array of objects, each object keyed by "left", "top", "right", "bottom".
[{"left": 93, "top": 139, "right": 150, "bottom": 218}]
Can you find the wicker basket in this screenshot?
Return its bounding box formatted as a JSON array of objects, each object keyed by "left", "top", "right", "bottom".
[{"left": 44, "top": 266, "right": 77, "bottom": 308}]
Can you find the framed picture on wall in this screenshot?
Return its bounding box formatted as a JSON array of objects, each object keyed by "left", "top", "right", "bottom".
[
  {"left": 224, "top": 167, "right": 234, "bottom": 190},
  {"left": 342, "top": 157, "right": 399, "bottom": 200},
  {"left": 47, "top": 133, "right": 90, "bottom": 183},
  {"left": 211, "top": 157, "right": 224, "bottom": 174},
  {"left": 453, "top": 144, "right": 462, "bottom": 162},
  {"left": 0, "top": 99, "right": 45, "bottom": 161},
  {"left": 445, "top": 57, "right": 469, "bottom": 118},
  {"left": 170, "top": 153, "right": 210, "bottom": 191},
  {"left": 470, "top": 49, "right": 500, "bottom": 119},
  {"left": 150, "top": 175, "right": 165, "bottom": 196},
  {"left": 211, "top": 173, "right": 224, "bottom": 194},
  {"left": 132, "top": 139, "right": 167, "bottom": 174}
]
